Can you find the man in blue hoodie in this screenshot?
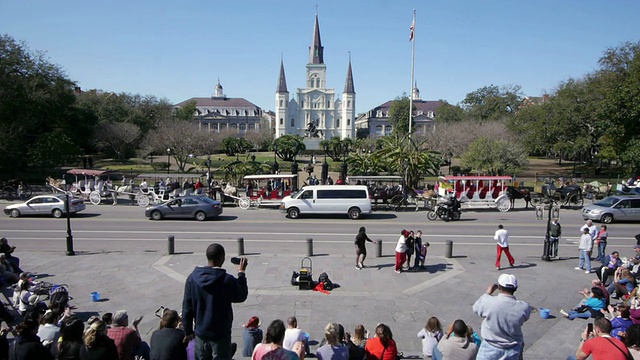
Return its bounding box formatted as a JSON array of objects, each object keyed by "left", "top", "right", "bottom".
[{"left": 182, "top": 243, "right": 248, "bottom": 360}]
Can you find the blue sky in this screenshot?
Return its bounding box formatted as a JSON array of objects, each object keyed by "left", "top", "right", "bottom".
[{"left": 1, "top": 1, "right": 639, "bottom": 114}]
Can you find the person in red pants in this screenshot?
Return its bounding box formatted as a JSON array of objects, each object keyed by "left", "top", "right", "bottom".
[
  {"left": 494, "top": 224, "right": 515, "bottom": 270},
  {"left": 394, "top": 230, "right": 408, "bottom": 273}
]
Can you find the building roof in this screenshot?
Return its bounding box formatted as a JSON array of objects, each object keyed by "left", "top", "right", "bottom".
[
  {"left": 344, "top": 58, "right": 355, "bottom": 94},
  {"left": 175, "top": 97, "right": 261, "bottom": 109},
  {"left": 372, "top": 99, "right": 442, "bottom": 116},
  {"left": 309, "top": 13, "right": 324, "bottom": 65},
  {"left": 277, "top": 59, "right": 288, "bottom": 93}
]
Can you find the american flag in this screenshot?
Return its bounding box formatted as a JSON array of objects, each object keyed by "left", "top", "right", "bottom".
[{"left": 409, "top": 19, "right": 414, "bottom": 41}]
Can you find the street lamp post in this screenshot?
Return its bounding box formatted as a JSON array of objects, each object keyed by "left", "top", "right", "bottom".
[
  {"left": 341, "top": 142, "right": 348, "bottom": 182},
  {"left": 541, "top": 182, "right": 558, "bottom": 261},
  {"left": 206, "top": 155, "right": 211, "bottom": 188},
  {"left": 166, "top": 148, "right": 171, "bottom": 174},
  {"left": 272, "top": 143, "right": 279, "bottom": 174},
  {"left": 65, "top": 193, "right": 75, "bottom": 256}
]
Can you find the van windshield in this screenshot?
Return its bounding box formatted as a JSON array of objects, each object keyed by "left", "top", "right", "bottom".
[{"left": 594, "top": 197, "right": 620, "bottom": 207}]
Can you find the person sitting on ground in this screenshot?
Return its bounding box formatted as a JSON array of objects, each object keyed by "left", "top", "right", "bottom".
[
  {"left": 603, "top": 304, "right": 633, "bottom": 340},
  {"left": 9, "top": 318, "right": 55, "bottom": 360},
  {"left": 0, "top": 254, "right": 18, "bottom": 286},
  {"left": 0, "top": 237, "right": 22, "bottom": 274},
  {"left": 80, "top": 319, "right": 119, "bottom": 360},
  {"left": 624, "top": 324, "right": 640, "bottom": 359},
  {"left": 58, "top": 316, "right": 84, "bottom": 360},
  {"left": 283, "top": 316, "right": 307, "bottom": 355},
  {"left": 560, "top": 287, "right": 606, "bottom": 320},
  {"left": 102, "top": 312, "right": 113, "bottom": 329},
  {"left": 609, "top": 268, "right": 637, "bottom": 299},
  {"left": 252, "top": 319, "right": 301, "bottom": 360},
  {"left": 317, "top": 322, "right": 348, "bottom": 360},
  {"left": 581, "top": 279, "right": 610, "bottom": 307},
  {"left": 597, "top": 251, "right": 623, "bottom": 286},
  {"left": 36, "top": 310, "right": 60, "bottom": 347},
  {"left": 364, "top": 323, "right": 398, "bottom": 360},
  {"left": 573, "top": 317, "right": 631, "bottom": 360},
  {"left": 14, "top": 280, "right": 31, "bottom": 315},
  {"left": 346, "top": 324, "right": 368, "bottom": 360},
  {"left": 242, "top": 316, "right": 263, "bottom": 358},
  {"left": 417, "top": 316, "right": 443, "bottom": 359},
  {"left": 150, "top": 308, "right": 187, "bottom": 360},
  {"left": 107, "top": 310, "right": 147, "bottom": 360},
  {"left": 432, "top": 319, "right": 478, "bottom": 360}
]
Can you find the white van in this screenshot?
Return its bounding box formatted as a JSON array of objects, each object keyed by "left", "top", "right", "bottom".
[{"left": 279, "top": 185, "right": 372, "bottom": 219}]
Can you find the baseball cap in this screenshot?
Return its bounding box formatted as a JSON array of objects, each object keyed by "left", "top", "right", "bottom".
[
  {"left": 634, "top": 245, "right": 640, "bottom": 249},
  {"left": 498, "top": 274, "right": 518, "bottom": 289}
]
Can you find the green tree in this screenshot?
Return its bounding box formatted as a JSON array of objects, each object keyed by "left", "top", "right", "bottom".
[
  {"left": 461, "top": 84, "right": 523, "bottom": 121},
  {"left": 375, "top": 133, "right": 441, "bottom": 188},
  {"left": 461, "top": 137, "right": 528, "bottom": 175},
  {"left": 273, "top": 135, "right": 306, "bottom": 161},
  {"left": 221, "top": 137, "right": 252, "bottom": 156},
  {"left": 174, "top": 100, "right": 197, "bottom": 121},
  {"left": 27, "top": 131, "right": 82, "bottom": 169},
  {"left": 388, "top": 95, "right": 415, "bottom": 135},
  {"left": 320, "top": 137, "right": 352, "bottom": 161},
  {"left": 0, "top": 34, "right": 92, "bottom": 169},
  {"left": 435, "top": 100, "right": 466, "bottom": 122}
]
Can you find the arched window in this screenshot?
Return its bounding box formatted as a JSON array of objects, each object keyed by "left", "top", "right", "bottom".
[
  {"left": 385, "top": 125, "right": 392, "bottom": 135},
  {"left": 279, "top": 118, "right": 283, "bottom": 125},
  {"left": 290, "top": 118, "right": 295, "bottom": 127},
  {"left": 239, "top": 124, "right": 246, "bottom": 131},
  {"left": 347, "top": 118, "right": 351, "bottom": 126},
  {"left": 336, "top": 119, "right": 340, "bottom": 127},
  {"left": 231, "top": 124, "right": 238, "bottom": 129},
  {"left": 375, "top": 125, "right": 383, "bottom": 136}
]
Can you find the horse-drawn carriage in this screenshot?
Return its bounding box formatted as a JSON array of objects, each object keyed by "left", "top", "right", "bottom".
[
  {"left": 436, "top": 175, "right": 513, "bottom": 212},
  {"left": 346, "top": 175, "right": 424, "bottom": 211},
  {"left": 530, "top": 178, "right": 585, "bottom": 209},
  {"left": 240, "top": 174, "right": 297, "bottom": 209}
]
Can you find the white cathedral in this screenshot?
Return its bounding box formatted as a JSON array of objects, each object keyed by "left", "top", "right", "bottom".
[{"left": 275, "top": 12, "right": 355, "bottom": 140}]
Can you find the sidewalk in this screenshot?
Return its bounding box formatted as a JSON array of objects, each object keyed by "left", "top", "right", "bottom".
[{"left": 6, "top": 244, "right": 592, "bottom": 360}]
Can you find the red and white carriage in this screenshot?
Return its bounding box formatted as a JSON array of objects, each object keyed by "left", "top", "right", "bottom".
[
  {"left": 241, "top": 174, "right": 297, "bottom": 209},
  {"left": 437, "top": 175, "right": 513, "bottom": 212}
]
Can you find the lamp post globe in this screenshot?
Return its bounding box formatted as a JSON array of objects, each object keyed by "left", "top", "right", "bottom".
[{"left": 166, "top": 148, "right": 171, "bottom": 174}]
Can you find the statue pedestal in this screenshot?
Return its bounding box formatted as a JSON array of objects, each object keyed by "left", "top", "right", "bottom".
[{"left": 303, "top": 138, "right": 321, "bottom": 151}]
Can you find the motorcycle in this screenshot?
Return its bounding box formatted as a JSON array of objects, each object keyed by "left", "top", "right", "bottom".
[{"left": 427, "top": 202, "right": 461, "bottom": 222}]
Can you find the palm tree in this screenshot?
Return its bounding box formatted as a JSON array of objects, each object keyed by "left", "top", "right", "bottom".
[{"left": 375, "top": 133, "right": 441, "bottom": 188}]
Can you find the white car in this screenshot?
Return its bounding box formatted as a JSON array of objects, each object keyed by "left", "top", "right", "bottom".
[{"left": 4, "top": 194, "right": 86, "bottom": 218}]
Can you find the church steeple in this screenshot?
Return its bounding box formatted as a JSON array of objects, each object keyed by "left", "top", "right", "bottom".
[
  {"left": 277, "top": 58, "right": 288, "bottom": 93},
  {"left": 344, "top": 54, "right": 355, "bottom": 94},
  {"left": 309, "top": 12, "right": 324, "bottom": 65}
]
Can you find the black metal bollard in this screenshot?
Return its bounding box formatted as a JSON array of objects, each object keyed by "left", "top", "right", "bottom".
[
  {"left": 237, "top": 237, "right": 245, "bottom": 256},
  {"left": 168, "top": 235, "right": 175, "bottom": 255},
  {"left": 445, "top": 240, "right": 453, "bottom": 258},
  {"left": 306, "top": 238, "right": 313, "bottom": 256},
  {"left": 375, "top": 239, "right": 382, "bottom": 258}
]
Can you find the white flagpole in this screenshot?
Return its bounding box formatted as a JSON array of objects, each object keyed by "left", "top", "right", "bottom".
[{"left": 409, "top": 9, "right": 416, "bottom": 137}]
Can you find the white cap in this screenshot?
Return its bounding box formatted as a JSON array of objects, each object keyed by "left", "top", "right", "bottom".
[{"left": 498, "top": 274, "right": 518, "bottom": 289}]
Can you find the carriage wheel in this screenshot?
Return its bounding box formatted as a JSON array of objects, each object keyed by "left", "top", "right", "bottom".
[
  {"left": 389, "top": 195, "right": 404, "bottom": 211},
  {"left": 496, "top": 197, "right": 511, "bottom": 212},
  {"left": 238, "top": 197, "right": 250, "bottom": 210},
  {"left": 1, "top": 186, "right": 15, "bottom": 201},
  {"left": 136, "top": 192, "right": 150, "bottom": 207},
  {"left": 89, "top": 191, "right": 101, "bottom": 205},
  {"left": 530, "top": 195, "right": 543, "bottom": 207},
  {"left": 568, "top": 194, "right": 584, "bottom": 209}
]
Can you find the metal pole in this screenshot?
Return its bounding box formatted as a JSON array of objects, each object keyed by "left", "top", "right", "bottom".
[
  {"left": 375, "top": 239, "right": 382, "bottom": 258},
  {"left": 237, "top": 237, "right": 245, "bottom": 256},
  {"left": 408, "top": 9, "right": 416, "bottom": 137},
  {"left": 167, "top": 149, "right": 171, "bottom": 174},
  {"left": 65, "top": 193, "right": 75, "bottom": 256},
  {"left": 168, "top": 235, "right": 175, "bottom": 255},
  {"left": 306, "top": 238, "right": 313, "bottom": 257},
  {"left": 445, "top": 240, "right": 453, "bottom": 258}
]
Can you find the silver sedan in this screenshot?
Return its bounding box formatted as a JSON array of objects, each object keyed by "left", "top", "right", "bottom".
[
  {"left": 144, "top": 196, "right": 223, "bottom": 221},
  {"left": 4, "top": 194, "right": 86, "bottom": 218}
]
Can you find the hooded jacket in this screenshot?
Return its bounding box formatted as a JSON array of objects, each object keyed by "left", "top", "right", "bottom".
[
  {"left": 10, "top": 333, "right": 55, "bottom": 360},
  {"left": 182, "top": 266, "right": 248, "bottom": 341}
]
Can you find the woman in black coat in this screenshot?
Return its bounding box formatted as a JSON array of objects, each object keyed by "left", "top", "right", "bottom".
[
  {"left": 9, "top": 318, "right": 54, "bottom": 360},
  {"left": 79, "top": 319, "right": 119, "bottom": 360}
]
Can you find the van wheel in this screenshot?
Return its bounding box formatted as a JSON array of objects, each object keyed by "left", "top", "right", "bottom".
[
  {"left": 288, "top": 208, "right": 300, "bottom": 219},
  {"left": 601, "top": 214, "right": 613, "bottom": 224},
  {"left": 348, "top": 207, "right": 361, "bottom": 219}
]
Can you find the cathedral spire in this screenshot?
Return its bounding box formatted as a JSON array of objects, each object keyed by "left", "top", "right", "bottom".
[
  {"left": 309, "top": 12, "right": 324, "bottom": 65},
  {"left": 277, "top": 58, "right": 288, "bottom": 93},
  {"left": 344, "top": 53, "right": 355, "bottom": 94}
]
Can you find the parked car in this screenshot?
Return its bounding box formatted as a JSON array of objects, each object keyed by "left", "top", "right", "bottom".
[
  {"left": 280, "top": 185, "right": 371, "bottom": 219},
  {"left": 3, "top": 194, "right": 86, "bottom": 218},
  {"left": 145, "top": 196, "right": 222, "bottom": 221},
  {"left": 581, "top": 195, "right": 640, "bottom": 223}
]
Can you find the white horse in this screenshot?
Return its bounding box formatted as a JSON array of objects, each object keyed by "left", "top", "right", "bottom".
[{"left": 223, "top": 182, "right": 237, "bottom": 198}]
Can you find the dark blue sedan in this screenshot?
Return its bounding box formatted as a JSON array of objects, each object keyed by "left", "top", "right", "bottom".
[{"left": 145, "top": 196, "right": 222, "bottom": 221}]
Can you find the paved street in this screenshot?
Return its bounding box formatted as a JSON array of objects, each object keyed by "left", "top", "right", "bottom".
[{"left": 1, "top": 199, "right": 639, "bottom": 359}]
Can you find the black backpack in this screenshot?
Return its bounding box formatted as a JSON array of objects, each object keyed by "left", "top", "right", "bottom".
[
  {"left": 317, "top": 272, "right": 332, "bottom": 290},
  {"left": 49, "top": 284, "right": 69, "bottom": 312}
]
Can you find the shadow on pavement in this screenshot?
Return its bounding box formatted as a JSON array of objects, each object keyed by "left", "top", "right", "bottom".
[{"left": 73, "top": 213, "right": 102, "bottom": 218}]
